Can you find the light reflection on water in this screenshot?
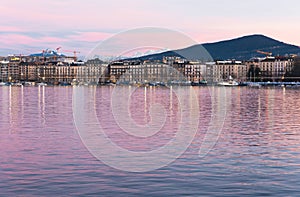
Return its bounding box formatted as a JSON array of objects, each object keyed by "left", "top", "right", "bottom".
[{"left": 0, "top": 86, "right": 300, "bottom": 196}]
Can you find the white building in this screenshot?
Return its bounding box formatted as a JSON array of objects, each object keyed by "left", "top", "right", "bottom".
[
  {"left": 259, "top": 56, "right": 294, "bottom": 80},
  {"left": 213, "top": 60, "right": 247, "bottom": 82}
]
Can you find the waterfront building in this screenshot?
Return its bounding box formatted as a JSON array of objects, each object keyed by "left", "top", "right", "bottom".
[
  {"left": 108, "top": 61, "right": 132, "bottom": 83},
  {"left": 18, "top": 57, "right": 108, "bottom": 85},
  {"left": 19, "top": 62, "right": 39, "bottom": 82},
  {"left": 0, "top": 60, "right": 9, "bottom": 82},
  {"left": 109, "top": 62, "right": 174, "bottom": 84},
  {"left": 0, "top": 59, "right": 20, "bottom": 82},
  {"left": 109, "top": 58, "right": 217, "bottom": 85},
  {"left": 259, "top": 56, "right": 294, "bottom": 81},
  {"left": 53, "top": 62, "right": 84, "bottom": 84},
  {"left": 213, "top": 60, "right": 247, "bottom": 82},
  {"left": 83, "top": 59, "right": 108, "bottom": 84},
  {"left": 19, "top": 61, "right": 77, "bottom": 84},
  {"left": 0, "top": 51, "right": 298, "bottom": 85},
  {"left": 205, "top": 62, "right": 216, "bottom": 84},
  {"left": 184, "top": 63, "right": 206, "bottom": 82}
]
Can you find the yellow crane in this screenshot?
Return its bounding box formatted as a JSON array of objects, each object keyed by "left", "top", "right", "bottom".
[
  {"left": 256, "top": 50, "right": 272, "bottom": 57},
  {"left": 62, "top": 49, "right": 80, "bottom": 61}
]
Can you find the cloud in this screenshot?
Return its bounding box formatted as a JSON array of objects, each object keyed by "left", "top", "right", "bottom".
[
  {"left": 1, "top": 0, "right": 300, "bottom": 55},
  {"left": 67, "top": 32, "right": 112, "bottom": 42},
  {"left": 0, "top": 34, "right": 37, "bottom": 45},
  {"left": 0, "top": 31, "right": 113, "bottom": 56},
  {"left": 0, "top": 25, "right": 26, "bottom": 32}
]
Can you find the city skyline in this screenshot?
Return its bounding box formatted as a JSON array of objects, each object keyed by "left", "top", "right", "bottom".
[{"left": 1, "top": 0, "right": 300, "bottom": 56}]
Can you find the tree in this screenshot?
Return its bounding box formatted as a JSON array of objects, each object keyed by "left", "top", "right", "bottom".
[
  {"left": 254, "top": 66, "right": 261, "bottom": 82},
  {"left": 247, "top": 65, "right": 261, "bottom": 82},
  {"left": 247, "top": 65, "right": 255, "bottom": 81}
]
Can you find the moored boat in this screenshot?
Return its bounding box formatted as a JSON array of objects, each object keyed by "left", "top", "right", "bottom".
[
  {"left": 218, "top": 81, "right": 239, "bottom": 86},
  {"left": 37, "top": 82, "right": 47, "bottom": 86},
  {"left": 12, "top": 82, "right": 23, "bottom": 86},
  {"left": 248, "top": 82, "right": 261, "bottom": 88},
  {"left": 191, "top": 80, "right": 208, "bottom": 86},
  {"left": 218, "top": 76, "right": 239, "bottom": 87}
]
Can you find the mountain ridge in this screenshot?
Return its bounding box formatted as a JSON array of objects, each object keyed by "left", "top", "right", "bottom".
[{"left": 127, "top": 34, "right": 300, "bottom": 61}]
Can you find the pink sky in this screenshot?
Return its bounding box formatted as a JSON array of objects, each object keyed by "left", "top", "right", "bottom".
[{"left": 1, "top": 0, "right": 300, "bottom": 56}]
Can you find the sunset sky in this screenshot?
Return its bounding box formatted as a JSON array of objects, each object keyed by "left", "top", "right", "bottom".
[{"left": 1, "top": 0, "right": 300, "bottom": 56}]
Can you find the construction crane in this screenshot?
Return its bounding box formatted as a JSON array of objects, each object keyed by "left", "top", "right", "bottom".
[
  {"left": 62, "top": 50, "right": 80, "bottom": 58},
  {"left": 256, "top": 50, "right": 272, "bottom": 57},
  {"left": 61, "top": 49, "right": 80, "bottom": 61},
  {"left": 11, "top": 54, "right": 24, "bottom": 62}
]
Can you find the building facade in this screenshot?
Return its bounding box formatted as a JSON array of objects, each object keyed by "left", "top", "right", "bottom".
[
  {"left": 0, "top": 59, "right": 20, "bottom": 82},
  {"left": 19, "top": 59, "right": 108, "bottom": 85},
  {"left": 83, "top": 59, "right": 108, "bottom": 84},
  {"left": 184, "top": 63, "right": 207, "bottom": 82},
  {"left": 259, "top": 56, "right": 294, "bottom": 81},
  {"left": 109, "top": 62, "right": 174, "bottom": 84},
  {"left": 213, "top": 60, "right": 247, "bottom": 82}
]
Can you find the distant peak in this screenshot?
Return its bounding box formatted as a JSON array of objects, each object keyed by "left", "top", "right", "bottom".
[
  {"left": 228, "top": 34, "right": 275, "bottom": 41},
  {"left": 239, "top": 34, "right": 274, "bottom": 40},
  {"left": 244, "top": 34, "right": 267, "bottom": 37}
]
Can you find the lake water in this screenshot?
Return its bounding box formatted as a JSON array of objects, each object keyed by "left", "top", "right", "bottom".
[{"left": 0, "top": 86, "right": 300, "bottom": 196}]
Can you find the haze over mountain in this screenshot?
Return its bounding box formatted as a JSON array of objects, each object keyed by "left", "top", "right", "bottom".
[{"left": 127, "top": 35, "right": 300, "bottom": 61}]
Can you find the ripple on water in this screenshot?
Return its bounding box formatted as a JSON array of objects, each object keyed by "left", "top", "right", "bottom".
[{"left": 0, "top": 86, "right": 299, "bottom": 196}]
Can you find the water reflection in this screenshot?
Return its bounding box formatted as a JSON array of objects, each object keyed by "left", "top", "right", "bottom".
[
  {"left": 38, "top": 86, "right": 46, "bottom": 126},
  {"left": 0, "top": 86, "right": 299, "bottom": 195}
]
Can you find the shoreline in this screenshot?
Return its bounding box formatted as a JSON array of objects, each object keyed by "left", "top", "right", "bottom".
[{"left": 1, "top": 81, "right": 300, "bottom": 88}]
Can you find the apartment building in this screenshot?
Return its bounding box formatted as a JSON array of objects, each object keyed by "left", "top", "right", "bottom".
[
  {"left": 259, "top": 56, "right": 294, "bottom": 80},
  {"left": 213, "top": 60, "right": 248, "bottom": 82}
]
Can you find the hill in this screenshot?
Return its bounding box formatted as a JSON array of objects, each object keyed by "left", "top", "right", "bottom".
[{"left": 128, "top": 34, "right": 300, "bottom": 61}]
